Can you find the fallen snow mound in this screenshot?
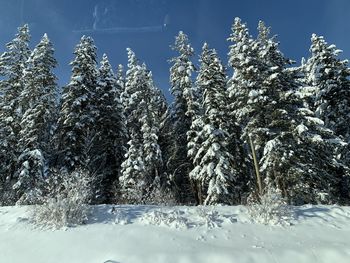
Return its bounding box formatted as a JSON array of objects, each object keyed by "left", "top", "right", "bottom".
[{"left": 0, "top": 205, "right": 350, "bottom": 263}]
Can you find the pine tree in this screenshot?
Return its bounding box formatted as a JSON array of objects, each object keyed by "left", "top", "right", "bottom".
[
  {"left": 13, "top": 34, "right": 58, "bottom": 204},
  {"left": 142, "top": 72, "right": 164, "bottom": 182},
  {"left": 19, "top": 34, "right": 57, "bottom": 152},
  {"left": 55, "top": 36, "right": 98, "bottom": 173},
  {"left": 227, "top": 18, "right": 266, "bottom": 198},
  {"left": 0, "top": 24, "right": 31, "bottom": 204},
  {"left": 227, "top": 18, "right": 261, "bottom": 130},
  {"left": 255, "top": 21, "right": 349, "bottom": 204},
  {"left": 190, "top": 43, "right": 244, "bottom": 204},
  {"left": 122, "top": 49, "right": 141, "bottom": 132},
  {"left": 119, "top": 49, "right": 163, "bottom": 203},
  {"left": 119, "top": 132, "right": 145, "bottom": 203},
  {"left": 303, "top": 34, "right": 350, "bottom": 142},
  {"left": 168, "top": 31, "right": 198, "bottom": 203},
  {"left": 91, "top": 54, "right": 126, "bottom": 203},
  {"left": 227, "top": 18, "right": 349, "bottom": 204}
]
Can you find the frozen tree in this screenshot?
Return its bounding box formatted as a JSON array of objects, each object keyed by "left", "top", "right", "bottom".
[
  {"left": 303, "top": 34, "right": 350, "bottom": 142},
  {"left": 227, "top": 18, "right": 261, "bottom": 129},
  {"left": 227, "top": 18, "right": 271, "bottom": 198},
  {"left": 260, "top": 104, "right": 350, "bottom": 204},
  {"left": 88, "top": 54, "right": 127, "bottom": 203},
  {"left": 0, "top": 24, "right": 31, "bottom": 119},
  {"left": 169, "top": 31, "right": 198, "bottom": 203},
  {"left": 142, "top": 72, "right": 163, "bottom": 179},
  {"left": 255, "top": 21, "right": 349, "bottom": 204},
  {"left": 0, "top": 25, "right": 31, "bottom": 204},
  {"left": 55, "top": 36, "right": 98, "bottom": 172},
  {"left": 13, "top": 150, "right": 45, "bottom": 205},
  {"left": 119, "top": 132, "right": 145, "bottom": 203},
  {"left": 190, "top": 43, "right": 245, "bottom": 205},
  {"left": 119, "top": 49, "right": 146, "bottom": 203},
  {"left": 119, "top": 49, "right": 163, "bottom": 203},
  {"left": 121, "top": 48, "right": 144, "bottom": 133},
  {"left": 13, "top": 34, "right": 58, "bottom": 204},
  {"left": 227, "top": 18, "right": 349, "bottom": 204},
  {"left": 19, "top": 34, "right": 57, "bottom": 116}
]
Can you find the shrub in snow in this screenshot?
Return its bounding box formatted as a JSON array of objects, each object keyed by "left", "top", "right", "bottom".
[
  {"left": 196, "top": 206, "right": 222, "bottom": 229},
  {"left": 31, "top": 169, "right": 92, "bottom": 229},
  {"left": 247, "top": 185, "right": 293, "bottom": 226},
  {"left": 112, "top": 208, "right": 130, "bottom": 225},
  {"left": 141, "top": 209, "right": 188, "bottom": 229}
]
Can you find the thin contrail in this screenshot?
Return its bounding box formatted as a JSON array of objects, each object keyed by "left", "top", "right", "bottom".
[{"left": 73, "top": 25, "right": 165, "bottom": 34}]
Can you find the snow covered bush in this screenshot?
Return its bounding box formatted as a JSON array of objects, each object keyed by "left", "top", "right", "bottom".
[
  {"left": 247, "top": 185, "right": 294, "bottom": 226},
  {"left": 141, "top": 209, "right": 188, "bottom": 229},
  {"left": 31, "top": 169, "right": 92, "bottom": 229},
  {"left": 196, "top": 206, "right": 222, "bottom": 229},
  {"left": 111, "top": 208, "right": 130, "bottom": 225}
]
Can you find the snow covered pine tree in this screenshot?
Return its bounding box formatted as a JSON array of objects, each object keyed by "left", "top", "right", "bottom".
[
  {"left": 119, "top": 49, "right": 163, "bottom": 204},
  {"left": 55, "top": 36, "right": 99, "bottom": 173},
  {"left": 0, "top": 24, "right": 31, "bottom": 205},
  {"left": 92, "top": 54, "right": 126, "bottom": 203},
  {"left": 303, "top": 34, "right": 350, "bottom": 141},
  {"left": 169, "top": 31, "right": 198, "bottom": 204},
  {"left": 228, "top": 18, "right": 349, "bottom": 204},
  {"left": 14, "top": 34, "right": 58, "bottom": 205},
  {"left": 190, "top": 43, "right": 246, "bottom": 205}
]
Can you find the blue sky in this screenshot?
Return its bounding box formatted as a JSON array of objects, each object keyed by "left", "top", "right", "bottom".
[{"left": 0, "top": 0, "right": 350, "bottom": 99}]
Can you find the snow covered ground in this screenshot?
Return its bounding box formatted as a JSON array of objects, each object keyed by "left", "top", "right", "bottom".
[{"left": 1, "top": 205, "right": 350, "bottom": 263}]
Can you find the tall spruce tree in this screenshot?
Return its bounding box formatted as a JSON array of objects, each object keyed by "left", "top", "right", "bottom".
[
  {"left": 92, "top": 54, "right": 126, "bottom": 203},
  {"left": 12, "top": 34, "right": 58, "bottom": 204},
  {"left": 259, "top": 23, "right": 349, "bottom": 203},
  {"left": 119, "top": 49, "right": 163, "bottom": 203},
  {"left": 169, "top": 31, "right": 198, "bottom": 203},
  {"left": 227, "top": 18, "right": 265, "bottom": 197},
  {"left": 141, "top": 72, "right": 163, "bottom": 190},
  {"left": 55, "top": 36, "right": 98, "bottom": 173},
  {"left": 0, "top": 24, "right": 31, "bottom": 204},
  {"left": 228, "top": 18, "right": 349, "bottom": 204},
  {"left": 255, "top": 21, "right": 349, "bottom": 204},
  {"left": 227, "top": 18, "right": 261, "bottom": 130},
  {"left": 303, "top": 34, "right": 350, "bottom": 142},
  {"left": 190, "top": 43, "right": 245, "bottom": 204}
]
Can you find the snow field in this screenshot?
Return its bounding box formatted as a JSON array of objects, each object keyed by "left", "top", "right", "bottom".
[{"left": 0, "top": 205, "right": 350, "bottom": 263}]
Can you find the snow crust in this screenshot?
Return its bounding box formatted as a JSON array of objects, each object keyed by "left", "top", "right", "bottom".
[{"left": 0, "top": 205, "right": 350, "bottom": 263}]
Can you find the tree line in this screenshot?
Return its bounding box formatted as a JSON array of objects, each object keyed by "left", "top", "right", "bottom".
[{"left": 1, "top": 18, "right": 350, "bottom": 206}]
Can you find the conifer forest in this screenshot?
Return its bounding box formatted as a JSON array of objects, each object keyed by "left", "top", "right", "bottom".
[{"left": 1, "top": 17, "right": 350, "bottom": 207}]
